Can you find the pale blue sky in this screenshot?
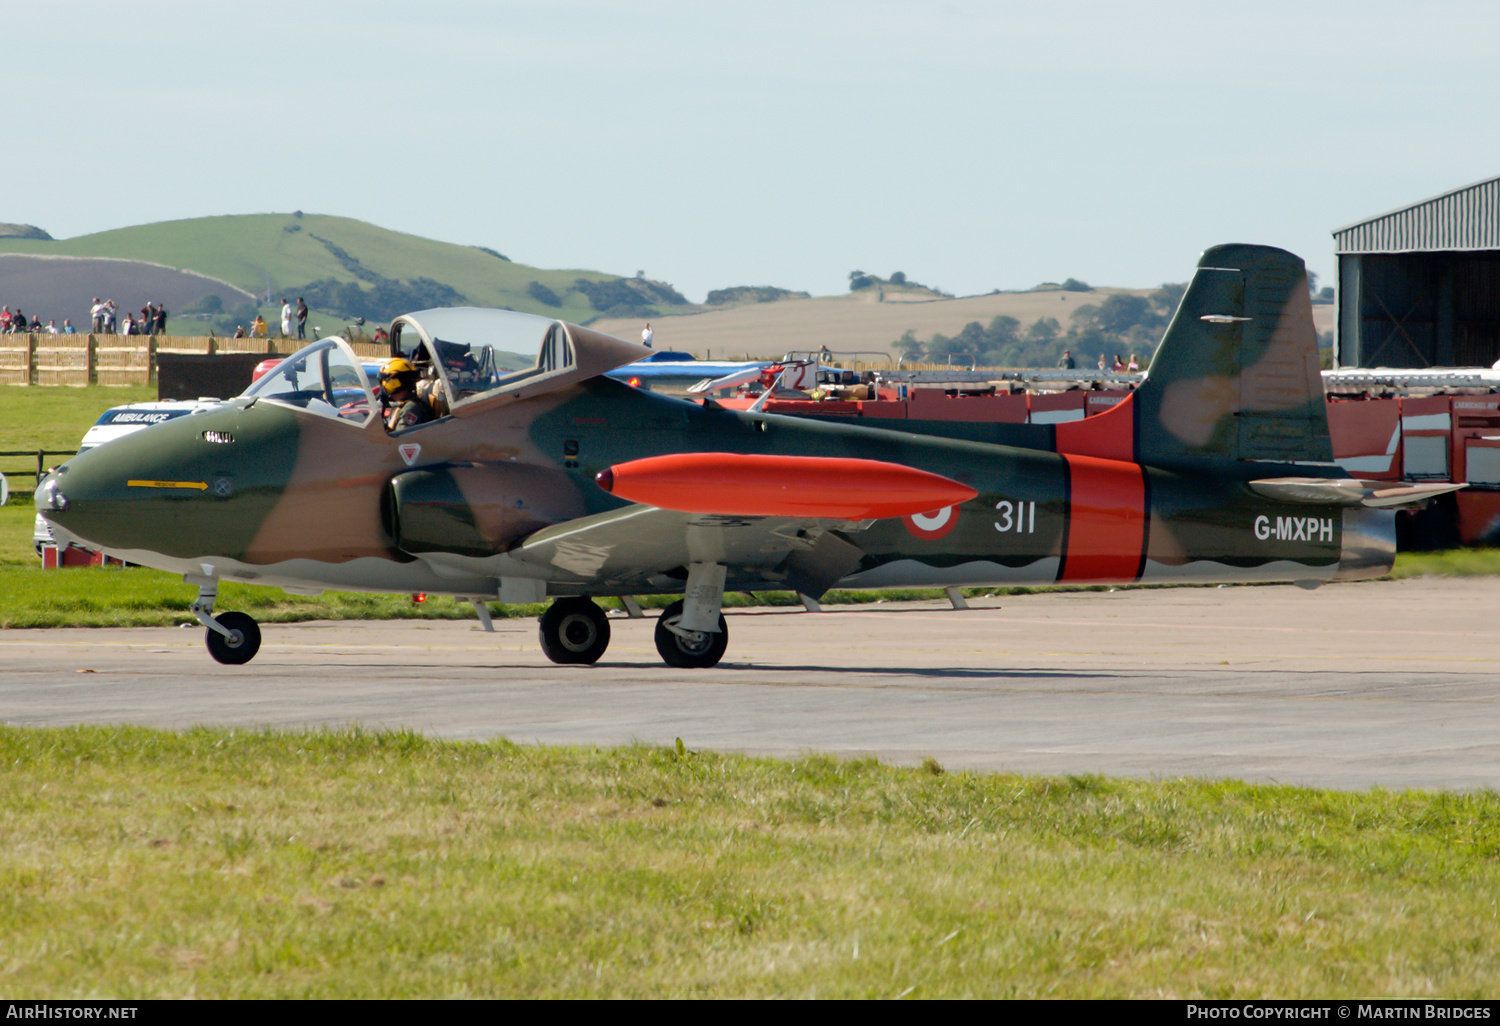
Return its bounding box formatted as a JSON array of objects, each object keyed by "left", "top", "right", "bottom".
[{"left": 10, "top": 1, "right": 1498, "bottom": 301}]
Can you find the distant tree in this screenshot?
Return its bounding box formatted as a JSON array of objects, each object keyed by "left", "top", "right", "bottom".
[
  {"left": 1069, "top": 302, "right": 1100, "bottom": 331},
  {"left": 926, "top": 331, "right": 956, "bottom": 357},
  {"left": 705, "top": 286, "right": 811, "bottom": 306},
  {"left": 1307, "top": 271, "right": 1319, "bottom": 294},
  {"left": 984, "top": 315, "right": 1021, "bottom": 350},
  {"left": 181, "top": 294, "right": 224, "bottom": 315},
  {"left": 954, "top": 321, "right": 986, "bottom": 352},
  {"left": 1025, "top": 316, "right": 1061, "bottom": 344},
  {"left": 889, "top": 271, "right": 907, "bottom": 285},
  {"left": 1095, "top": 294, "right": 1151, "bottom": 335},
  {"left": 892, "top": 329, "right": 924, "bottom": 362},
  {"left": 1151, "top": 282, "right": 1186, "bottom": 319},
  {"left": 1060, "top": 278, "right": 1092, "bottom": 292},
  {"left": 849, "top": 270, "right": 875, "bottom": 291},
  {"left": 526, "top": 281, "right": 562, "bottom": 308}
]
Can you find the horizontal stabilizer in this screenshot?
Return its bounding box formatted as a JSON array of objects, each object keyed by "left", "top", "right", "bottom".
[
  {"left": 1249, "top": 477, "right": 1466, "bottom": 509},
  {"left": 596, "top": 453, "right": 977, "bottom": 520},
  {"left": 687, "top": 366, "right": 766, "bottom": 393}
]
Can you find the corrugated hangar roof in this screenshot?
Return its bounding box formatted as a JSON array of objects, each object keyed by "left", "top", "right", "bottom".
[{"left": 1335, "top": 174, "right": 1500, "bottom": 254}]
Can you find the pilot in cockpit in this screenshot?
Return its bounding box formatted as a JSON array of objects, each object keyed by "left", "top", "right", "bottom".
[{"left": 378, "top": 358, "right": 434, "bottom": 432}]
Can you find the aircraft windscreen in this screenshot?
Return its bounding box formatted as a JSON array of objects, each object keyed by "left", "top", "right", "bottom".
[{"left": 240, "top": 339, "right": 375, "bottom": 425}]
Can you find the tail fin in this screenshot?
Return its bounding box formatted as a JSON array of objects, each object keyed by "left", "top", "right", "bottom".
[{"left": 1134, "top": 243, "right": 1332, "bottom": 466}]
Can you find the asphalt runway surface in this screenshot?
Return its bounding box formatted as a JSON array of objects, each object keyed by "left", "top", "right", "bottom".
[{"left": 3, "top": 577, "right": 1498, "bottom": 791}]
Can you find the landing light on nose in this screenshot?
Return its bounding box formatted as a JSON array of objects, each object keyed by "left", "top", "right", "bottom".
[{"left": 35, "top": 472, "right": 69, "bottom": 513}]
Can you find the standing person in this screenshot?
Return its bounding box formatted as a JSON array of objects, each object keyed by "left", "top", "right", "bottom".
[
  {"left": 641, "top": 322, "right": 653, "bottom": 348},
  {"left": 155, "top": 304, "right": 167, "bottom": 336},
  {"left": 90, "top": 298, "right": 104, "bottom": 334},
  {"left": 0, "top": 306, "right": 11, "bottom": 333},
  {"left": 12, "top": 309, "right": 25, "bottom": 334},
  {"left": 1127, "top": 353, "right": 1140, "bottom": 372},
  {"left": 280, "top": 298, "right": 294, "bottom": 339},
  {"left": 1057, "top": 349, "right": 1075, "bottom": 369},
  {"left": 296, "top": 297, "right": 308, "bottom": 340},
  {"left": 104, "top": 301, "right": 117, "bottom": 334}
]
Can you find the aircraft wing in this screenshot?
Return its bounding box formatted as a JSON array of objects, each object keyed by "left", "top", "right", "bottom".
[
  {"left": 505, "top": 503, "right": 870, "bottom": 598},
  {"left": 507, "top": 452, "right": 978, "bottom": 597}
]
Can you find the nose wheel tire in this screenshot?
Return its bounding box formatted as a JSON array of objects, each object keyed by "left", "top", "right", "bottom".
[
  {"left": 539, "top": 598, "right": 611, "bottom": 665},
  {"left": 654, "top": 600, "right": 728, "bottom": 668},
  {"left": 205, "top": 611, "right": 262, "bottom": 665}
]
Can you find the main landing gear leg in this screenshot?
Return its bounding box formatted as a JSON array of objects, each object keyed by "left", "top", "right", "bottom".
[
  {"left": 191, "top": 581, "right": 262, "bottom": 665},
  {"left": 655, "top": 562, "right": 729, "bottom": 668}
]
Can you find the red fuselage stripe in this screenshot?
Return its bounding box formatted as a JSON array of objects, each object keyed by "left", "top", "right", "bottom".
[{"left": 1059, "top": 454, "right": 1147, "bottom": 583}]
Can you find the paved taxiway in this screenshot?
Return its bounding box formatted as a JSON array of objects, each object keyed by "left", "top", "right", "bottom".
[{"left": 2, "top": 577, "right": 1497, "bottom": 790}]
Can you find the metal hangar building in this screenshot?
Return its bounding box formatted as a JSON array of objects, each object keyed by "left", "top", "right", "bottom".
[{"left": 1335, "top": 175, "right": 1500, "bottom": 369}]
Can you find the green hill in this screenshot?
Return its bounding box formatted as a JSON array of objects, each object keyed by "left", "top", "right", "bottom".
[{"left": 0, "top": 213, "right": 691, "bottom": 329}]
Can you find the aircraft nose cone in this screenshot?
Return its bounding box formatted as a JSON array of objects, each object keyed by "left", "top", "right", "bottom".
[
  {"left": 31, "top": 401, "right": 303, "bottom": 564},
  {"left": 34, "top": 460, "right": 119, "bottom": 550}
]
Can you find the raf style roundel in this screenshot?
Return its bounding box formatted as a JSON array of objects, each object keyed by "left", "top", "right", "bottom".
[{"left": 904, "top": 505, "right": 959, "bottom": 540}]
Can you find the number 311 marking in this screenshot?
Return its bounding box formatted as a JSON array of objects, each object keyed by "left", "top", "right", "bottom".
[{"left": 995, "top": 500, "right": 1036, "bottom": 533}]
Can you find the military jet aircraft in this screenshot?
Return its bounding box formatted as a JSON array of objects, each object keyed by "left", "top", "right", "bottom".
[{"left": 36, "top": 244, "right": 1451, "bottom": 669}]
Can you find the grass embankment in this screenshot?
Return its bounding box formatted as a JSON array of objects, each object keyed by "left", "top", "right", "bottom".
[{"left": 2, "top": 727, "right": 1497, "bottom": 999}]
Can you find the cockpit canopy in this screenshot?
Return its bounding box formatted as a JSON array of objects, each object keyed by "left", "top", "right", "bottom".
[
  {"left": 240, "top": 338, "right": 376, "bottom": 425},
  {"left": 389, "top": 307, "right": 648, "bottom": 416},
  {"left": 239, "top": 309, "right": 648, "bottom": 427}
]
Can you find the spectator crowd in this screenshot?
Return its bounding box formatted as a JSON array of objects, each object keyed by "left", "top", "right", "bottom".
[{"left": 0, "top": 297, "right": 168, "bottom": 336}]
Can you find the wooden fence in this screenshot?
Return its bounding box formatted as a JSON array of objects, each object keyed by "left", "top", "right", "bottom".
[
  {"left": 0, "top": 449, "right": 73, "bottom": 490},
  {"left": 0, "top": 334, "right": 312, "bottom": 386}
]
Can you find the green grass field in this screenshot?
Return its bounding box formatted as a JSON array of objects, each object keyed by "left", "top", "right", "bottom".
[
  {"left": 2, "top": 727, "right": 1497, "bottom": 999},
  {"left": 7, "top": 390, "right": 1500, "bottom": 998}
]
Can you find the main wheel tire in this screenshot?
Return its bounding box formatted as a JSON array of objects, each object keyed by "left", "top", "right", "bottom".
[
  {"left": 205, "top": 611, "right": 262, "bottom": 665},
  {"left": 654, "top": 600, "right": 728, "bottom": 668},
  {"left": 539, "top": 598, "right": 611, "bottom": 665}
]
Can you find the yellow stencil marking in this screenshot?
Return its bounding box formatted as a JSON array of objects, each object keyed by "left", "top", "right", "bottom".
[{"left": 127, "top": 480, "right": 208, "bottom": 490}]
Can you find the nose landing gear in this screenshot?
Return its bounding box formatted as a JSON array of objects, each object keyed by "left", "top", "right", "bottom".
[{"left": 192, "top": 581, "right": 262, "bottom": 665}]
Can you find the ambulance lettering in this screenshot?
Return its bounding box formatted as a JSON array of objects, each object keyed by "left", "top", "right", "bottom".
[{"left": 1254, "top": 515, "right": 1334, "bottom": 542}]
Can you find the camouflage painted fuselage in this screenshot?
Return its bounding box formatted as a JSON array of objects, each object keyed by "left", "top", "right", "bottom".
[
  {"left": 40, "top": 372, "right": 1379, "bottom": 600},
  {"left": 39, "top": 244, "right": 1393, "bottom": 605}
]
